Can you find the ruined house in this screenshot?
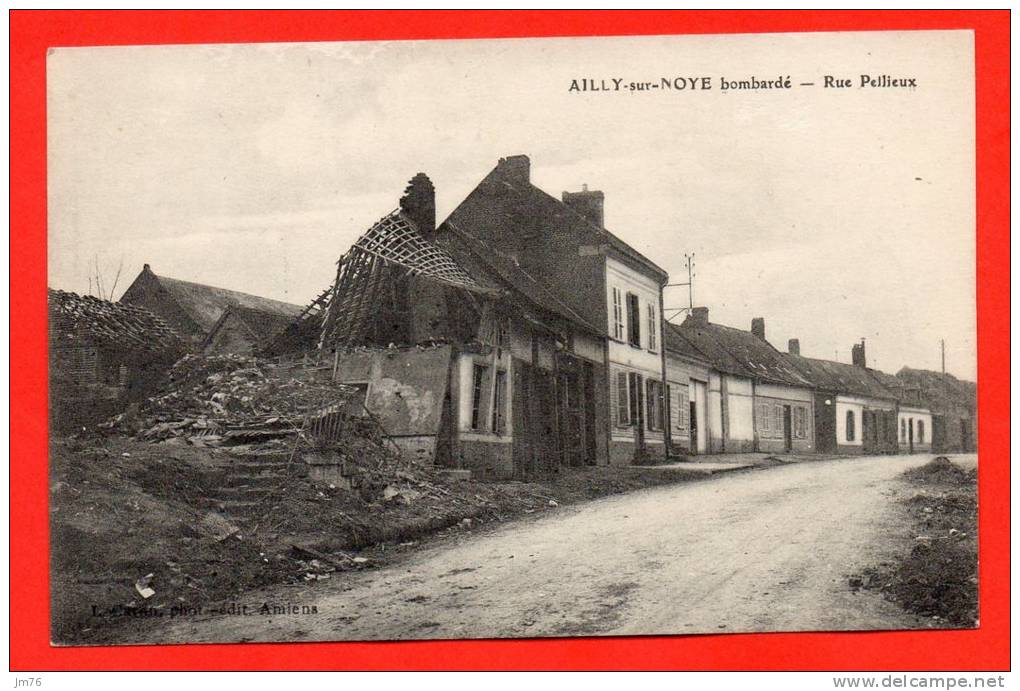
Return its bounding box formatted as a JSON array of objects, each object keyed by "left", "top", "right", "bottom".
[
  {"left": 313, "top": 173, "right": 606, "bottom": 479},
  {"left": 48, "top": 289, "right": 185, "bottom": 429},
  {"left": 119, "top": 264, "right": 303, "bottom": 349}
]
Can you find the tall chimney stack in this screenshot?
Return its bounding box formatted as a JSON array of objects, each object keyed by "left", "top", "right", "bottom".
[
  {"left": 788, "top": 338, "right": 800, "bottom": 355},
  {"left": 851, "top": 339, "right": 867, "bottom": 368},
  {"left": 751, "top": 317, "right": 766, "bottom": 341},
  {"left": 496, "top": 154, "right": 531, "bottom": 185},
  {"left": 690, "top": 306, "right": 709, "bottom": 325},
  {"left": 562, "top": 184, "right": 605, "bottom": 228},
  {"left": 399, "top": 173, "right": 436, "bottom": 237}
]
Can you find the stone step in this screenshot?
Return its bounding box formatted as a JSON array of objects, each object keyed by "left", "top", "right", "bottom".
[
  {"left": 212, "top": 485, "right": 277, "bottom": 499},
  {"left": 438, "top": 468, "right": 472, "bottom": 482},
  {"left": 231, "top": 460, "right": 291, "bottom": 473},
  {"left": 224, "top": 472, "right": 287, "bottom": 488},
  {"left": 204, "top": 498, "right": 272, "bottom": 517}
]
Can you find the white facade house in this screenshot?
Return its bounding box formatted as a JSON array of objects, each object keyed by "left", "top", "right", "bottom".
[
  {"left": 605, "top": 256, "right": 668, "bottom": 464},
  {"left": 898, "top": 405, "right": 934, "bottom": 453}
]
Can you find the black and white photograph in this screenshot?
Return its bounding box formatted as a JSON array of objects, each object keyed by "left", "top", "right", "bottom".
[{"left": 46, "top": 29, "right": 979, "bottom": 647}]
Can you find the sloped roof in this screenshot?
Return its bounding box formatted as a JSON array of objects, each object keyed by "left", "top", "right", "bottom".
[
  {"left": 144, "top": 269, "right": 303, "bottom": 333},
  {"left": 204, "top": 305, "right": 300, "bottom": 349},
  {"left": 671, "top": 316, "right": 812, "bottom": 387},
  {"left": 783, "top": 353, "right": 899, "bottom": 401},
  {"left": 896, "top": 366, "right": 977, "bottom": 415},
  {"left": 49, "top": 289, "right": 185, "bottom": 356},
  {"left": 437, "top": 220, "right": 601, "bottom": 334},
  {"left": 444, "top": 157, "right": 668, "bottom": 281}
]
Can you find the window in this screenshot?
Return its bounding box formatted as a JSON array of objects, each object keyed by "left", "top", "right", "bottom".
[
  {"left": 772, "top": 404, "right": 782, "bottom": 433},
  {"left": 470, "top": 364, "right": 488, "bottom": 431},
  {"left": 615, "top": 371, "right": 630, "bottom": 427},
  {"left": 917, "top": 420, "right": 925, "bottom": 444},
  {"left": 628, "top": 372, "right": 642, "bottom": 426},
  {"left": 846, "top": 410, "right": 856, "bottom": 441},
  {"left": 646, "top": 379, "right": 664, "bottom": 431},
  {"left": 759, "top": 402, "right": 770, "bottom": 433},
  {"left": 626, "top": 292, "right": 641, "bottom": 347},
  {"left": 900, "top": 418, "right": 907, "bottom": 442},
  {"left": 491, "top": 370, "right": 507, "bottom": 435},
  {"left": 670, "top": 384, "right": 690, "bottom": 433},
  {"left": 647, "top": 303, "right": 657, "bottom": 352},
  {"left": 611, "top": 288, "right": 625, "bottom": 340},
  {"left": 793, "top": 406, "right": 809, "bottom": 439}
]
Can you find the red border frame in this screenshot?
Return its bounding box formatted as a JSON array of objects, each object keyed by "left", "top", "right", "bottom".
[{"left": 10, "top": 10, "right": 1009, "bottom": 671}]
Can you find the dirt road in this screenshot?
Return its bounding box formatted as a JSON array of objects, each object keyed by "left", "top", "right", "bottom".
[{"left": 156, "top": 454, "right": 966, "bottom": 643}]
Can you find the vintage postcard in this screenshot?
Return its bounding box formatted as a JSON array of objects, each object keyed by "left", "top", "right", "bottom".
[{"left": 46, "top": 29, "right": 978, "bottom": 647}]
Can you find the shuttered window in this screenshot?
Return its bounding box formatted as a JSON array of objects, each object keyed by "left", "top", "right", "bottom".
[
  {"left": 611, "top": 288, "right": 625, "bottom": 340},
  {"left": 626, "top": 293, "right": 641, "bottom": 347},
  {"left": 470, "top": 364, "right": 487, "bottom": 431},
  {"left": 492, "top": 370, "right": 507, "bottom": 435},
  {"left": 615, "top": 371, "right": 630, "bottom": 427},
  {"left": 647, "top": 304, "right": 657, "bottom": 352}
]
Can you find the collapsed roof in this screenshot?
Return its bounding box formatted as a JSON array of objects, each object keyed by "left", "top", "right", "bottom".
[
  {"left": 48, "top": 289, "right": 185, "bottom": 357},
  {"left": 318, "top": 210, "right": 499, "bottom": 350}
]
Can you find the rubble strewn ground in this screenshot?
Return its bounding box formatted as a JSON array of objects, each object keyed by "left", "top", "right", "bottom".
[
  {"left": 851, "top": 456, "right": 978, "bottom": 627},
  {"left": 50, "top": 430, "right": 708, "bottom": 645}
]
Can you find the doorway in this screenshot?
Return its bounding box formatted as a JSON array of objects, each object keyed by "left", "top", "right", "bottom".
[
  {"left": 689, "top": 401, "right": 698, "bottom": 455},
  {"left": 628, "top": 371, "right": 645, "bottom": 460},
  {"left": 782, "top": 405, "right": 793, "bottom": 452}
]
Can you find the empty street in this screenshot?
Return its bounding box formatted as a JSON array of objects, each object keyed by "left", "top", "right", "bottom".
[{"left": 153, "top": 453, "right": 973, "bottom": 644}]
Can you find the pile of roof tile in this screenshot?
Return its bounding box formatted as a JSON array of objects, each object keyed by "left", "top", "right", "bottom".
[
  {"left": 48, "top": 288, "right": 185, "bottom": 356},
  {"left": 107, "top": 354, "right": 355, "bottom": 447}
]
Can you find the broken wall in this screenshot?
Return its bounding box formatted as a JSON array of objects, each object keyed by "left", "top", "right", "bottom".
[{"left": 331, "top": 345, "right": 453, "bottom": 465}]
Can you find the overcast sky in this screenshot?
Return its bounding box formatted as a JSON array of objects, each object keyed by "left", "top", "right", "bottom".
[{"left": 48, "top": 30, "right": 976, "bottom": 379}]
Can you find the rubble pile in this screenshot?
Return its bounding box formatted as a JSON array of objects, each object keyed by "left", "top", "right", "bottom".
[{"left": 106, "top": 354, "right": 357, "bottom": 448}]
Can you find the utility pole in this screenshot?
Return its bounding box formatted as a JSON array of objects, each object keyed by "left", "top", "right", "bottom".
[{"left": 664, "top": 253, "right": 695, "bottom": 323}]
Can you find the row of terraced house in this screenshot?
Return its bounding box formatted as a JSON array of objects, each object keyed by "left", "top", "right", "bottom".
[{"left": 50, "top": 154, "right": 977, "bottom": 478}]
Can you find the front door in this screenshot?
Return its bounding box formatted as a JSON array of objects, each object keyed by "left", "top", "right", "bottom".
[
  {"left": 783, "top": 405, "right": 793, "bottom": 452},
  {"left": 628, "top": 371, "right": 645, "bottom": 460},
  {"left": 689, "top": 401, "right": 698, "bottom": 455}
]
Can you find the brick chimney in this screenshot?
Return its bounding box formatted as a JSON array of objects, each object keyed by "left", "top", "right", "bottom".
[
  {"left": 852, "top": 339, "right": 867, "bottom": 368},
  {"left": 496, "top": 154, "right": 530, "bottom": 185},
  {"left": 562, "top": 184, "right": 605, "bottom": 228},
  {"left": 788, "top": 338, "right": 800, "bottom": 356},
  {"left": 399, "top": 173, "right": 435, "bottom": 236},
  {"left": 751, "top": 317, "right": 766, "bottom": 341},
  {"left": 690, "top": 306, "right": 709, "bottom": 324}
]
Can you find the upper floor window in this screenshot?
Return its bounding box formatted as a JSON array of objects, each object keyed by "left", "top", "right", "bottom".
[
  {"left": 626, "top": 292, "right": 641, "bottom": 347},
  {"left": 846, "top": 410, "right": 856, "bottom": 441},
  {"left": 647, "top": 303, "right": 657, "bottom": 352},
  {"left": 611, "top": 287, "right": 625, "bottom": 341}
]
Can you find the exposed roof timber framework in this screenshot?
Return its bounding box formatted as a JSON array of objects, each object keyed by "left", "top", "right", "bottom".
[{"left": 319, "top": 211, "right": 493, "bottom": 350}]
